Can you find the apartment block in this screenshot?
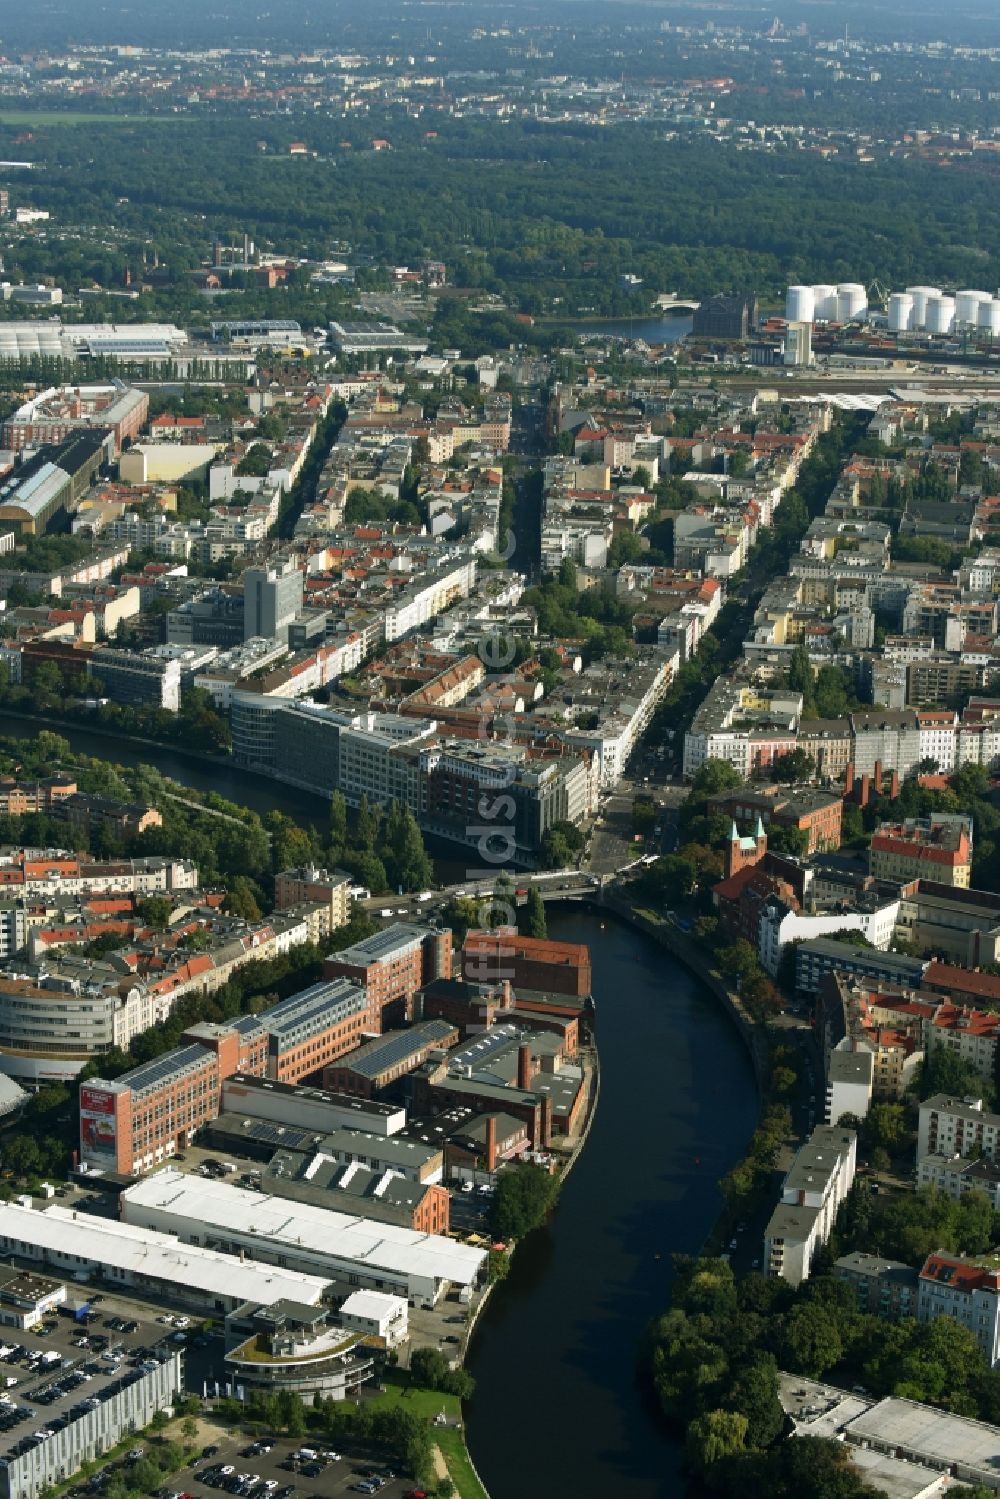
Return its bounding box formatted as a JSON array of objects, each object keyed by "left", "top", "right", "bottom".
[
  {"left": 917, "top": 1094, "right": 1000, "bottom": 1164},
  {"left": 918, "top": 1252, "right": 1000, "bottom": 1366},
  {"left": 835, "top": 1251, "right": 918, "bottom": 1319},
  {"left": 870, "top": 813, "right": 973, "bottom": 888},
  {"left": 764, "top": 1124, "right": 857, "bottom": 1287}
]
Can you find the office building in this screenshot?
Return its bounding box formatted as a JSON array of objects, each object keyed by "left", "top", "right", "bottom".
[
  {"left": 324, "top": 1019, "right": 460, "bottom": 1099},
  {"left": 324, "top": 926, "right": 452, "bottom": 1028},
  {"left": 243, "top": 560, "right": 303, "bottom": 643},
  {"left": 0, "top": 1319, "right": 180, "bottom": 1499},
  {"left": 79, "top": 977, "right": 373, "bottom": 1174},
  {"left": 220, "top": 1073, "right": 406, "bottom": 1138},
  {"left": 692, "top": 292, "right": 758, "bottom": 341},
  {"left": 223, "top": 1302, "right": 378, "bottom": 1404},
  {"left": 794, "top": 938, "right": 927, "bottom": 996},
  {"left": 88, "top": 647, "right": 182, "bottom": 713}
]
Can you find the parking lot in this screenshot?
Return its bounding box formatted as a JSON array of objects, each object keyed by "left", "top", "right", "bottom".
[{"left": 166, "top": 1428, "right": 422, "bottom": 1499}]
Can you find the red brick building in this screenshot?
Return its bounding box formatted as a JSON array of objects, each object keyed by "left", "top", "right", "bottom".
[
  {"left": 462, "top": 930, "right": 591, "bottom": 997},
  {"left": 324, "top": 924, "right": 452, "bottom": 1027},
  {"left": 79, "top": 977, "right": 373, "bottom": 1175},
  {"left": 707, "top": 786, "right": 843, "bottom": 855}
]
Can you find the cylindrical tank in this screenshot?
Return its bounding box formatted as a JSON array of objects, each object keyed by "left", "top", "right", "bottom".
[
  {"left": 955, "top": 290, "right": 991, "bottom": 327},
  {"left": 785, "top": 285, "right": 816, "bottom": 324},
  {"left": 977, "top": 299, "right": 1000, "bottom": 336},
  {"left": 811, "top": 284, "right": 838, "bottom": 321},
  {"left": 925, "top": 295, "right": 956, "bottom": 335},
  {"left": 836, "top": 282, "right": 867, "bottom": 322},
  {"left": 888, "top": 293, "right": 914, "bottom": 333},
  {"left": 906, "top": 285, "right": 940, "bottom": 330}
]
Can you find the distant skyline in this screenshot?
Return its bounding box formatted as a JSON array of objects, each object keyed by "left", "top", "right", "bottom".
[{"left": 3, "top": 0, "right": 999, "bottom": 50}]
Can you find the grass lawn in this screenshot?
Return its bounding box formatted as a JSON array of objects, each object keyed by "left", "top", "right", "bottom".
[
  {"left": 368, "top": 1376, "right": 488, "bottom": 1499},
  {"left": 434, "top": 1425, "right": 489, "bottom": 1499},
  {"left": 0, "top": 110, "right": 189, "bottom": 125}
]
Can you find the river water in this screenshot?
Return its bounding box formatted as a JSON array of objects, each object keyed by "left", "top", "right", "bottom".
[
  {"left": 465, "top": 906, "right": 759, "bottom": 1499},
  {"left": 569, "top": 313, "right": 693, "bottom": 343}
]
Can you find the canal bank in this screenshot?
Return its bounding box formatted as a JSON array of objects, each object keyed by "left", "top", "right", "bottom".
[
  {"left": 464, "top": 906, "right": 760, "bottom": 1499},
  {"left": 0, "top": 711, "right": 500, "bottom": 882}
]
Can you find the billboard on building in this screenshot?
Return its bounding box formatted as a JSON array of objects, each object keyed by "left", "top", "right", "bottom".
[{"left": 80, "top": 1088, "right": 118, "bottom": 1161}]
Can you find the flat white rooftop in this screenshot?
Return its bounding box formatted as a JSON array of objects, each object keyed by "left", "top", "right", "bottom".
[
  {"left": 0, "top": 1201, "right": 330, "bottom": 1307},
  {"left": 122, "top": 1167, "right": 485, "bottom": 1288}
]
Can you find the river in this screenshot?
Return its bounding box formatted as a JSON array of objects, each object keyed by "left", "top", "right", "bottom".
[
  {"left": 465, "top": 906, "right": 759, "bottom": 1499},
  {"left": 568, "top": 313, "right": 693, "bottom": 343}
]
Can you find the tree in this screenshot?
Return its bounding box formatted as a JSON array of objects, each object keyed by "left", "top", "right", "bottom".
[
  {"left": 410, "top": 1346, "right": 451, "bottom": 1390},
  {"left": 727, "top": 1356, "right": 785, "bottom": 1449},
  {"left": 558, "top": 557, "right": 577, "bottom": 590},
  {"left": 490, "top": 1163, "right": 560, "bottom": 1240},
  {"left": 690, "top": 758, "right": 743, "bottom": 799},
  {"left": 685, "top": 1409, "right": 749, "bottom": 1479},
  {"left": 787, "top": 643, "right": 813, "bottom": 695},
  {"left": 766, "top": 824, "right": 809, "bottom": 858},
  {"left": 778, "top": 1301, "right": 843, "bottom": 1378},
  {"left": 523, "top": 886, "right": 547, "bottom": 940},
  {"left": 329, "top": 791, "right": 348, "bottom": 842},
  {"left": 773, "top": 748, "right": 815, "bottom": 784},
  {"left": 137, "top": 895, "right": 173, "bottom": 930},
  {"left": 718, "top": 939, "right": 761, "bottom": 989},
  {"left": 224, "top": 876, "right": 263, "bottom": 923}
]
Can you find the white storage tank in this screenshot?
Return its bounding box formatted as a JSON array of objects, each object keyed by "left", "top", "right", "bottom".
[
  {"left": 888, "top": 293, "right": 914, "bottom": 333},
  {"left": 977, "top": 299, "right": 1000, "bottom": 337},
  {"left": 925, "top": 294, "right": 956, "bottom": 335},
  {"left": 906, "top": 285, "right": 940, "bottom": 330},
  {"left": 836, "top": 283, "right": 867, "bottom": 322},
  {"left": 811, "top": 284, "right": 838, "bottom": 321},
  {"left": 955, "top": 290, "right": 991, "bottom": 327},
  {"left": 785, "top": 285, "right": 816, "bottom": 324}
]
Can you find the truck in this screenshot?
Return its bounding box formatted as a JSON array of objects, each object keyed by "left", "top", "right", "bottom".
[{"left": 416, "top": 892, "right": 433, "bottom": 903}]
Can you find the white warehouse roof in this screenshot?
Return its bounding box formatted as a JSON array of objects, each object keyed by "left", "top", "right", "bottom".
[
  {"left": 0, "top": 1201, "right": 330, "bottom": 1307},
  {"left": 122, "top": 1167, "right": 485, "bottom": 1289}
]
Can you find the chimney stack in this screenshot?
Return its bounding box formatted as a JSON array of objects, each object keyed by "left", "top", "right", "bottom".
[
  {"left": 517, "top": 1043, "right": 532, "bottom": 1092},
  {"left": 889, "top": 770, "right": 900, "bottom": 800},
  {"left": 844, "top": 763, "right": 855, "bottom": 797},
  {"left": 540, "top": 1095, "right": 553, "bottom": 1149},
  {"left": 874, "top": 760, "right": 883, "bottom": 795},
  {"left": 485, "top": 1115, "right": 498, "bottom": 1173}
]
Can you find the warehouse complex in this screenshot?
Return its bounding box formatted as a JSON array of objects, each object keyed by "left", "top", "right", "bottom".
[{"left": 120, "top": 1167, "right": 486, "bottom": 1307}]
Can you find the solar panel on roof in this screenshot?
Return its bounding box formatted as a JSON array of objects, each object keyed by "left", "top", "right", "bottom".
[
  {"left": 127, "top": 1042, "right": 209, "bottom": 1094},
  {"left": 245, "top": 1121, "right": 311, "bottom": 1149}
]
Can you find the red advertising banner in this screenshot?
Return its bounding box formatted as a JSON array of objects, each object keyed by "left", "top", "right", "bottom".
[{"left": 79, "top": 1087, "right": 115, "bottom": 1116}]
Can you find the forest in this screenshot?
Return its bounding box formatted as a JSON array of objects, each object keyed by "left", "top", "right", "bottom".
[{"left": 1, "top": 110, "right": 998, "bottom": 329}]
